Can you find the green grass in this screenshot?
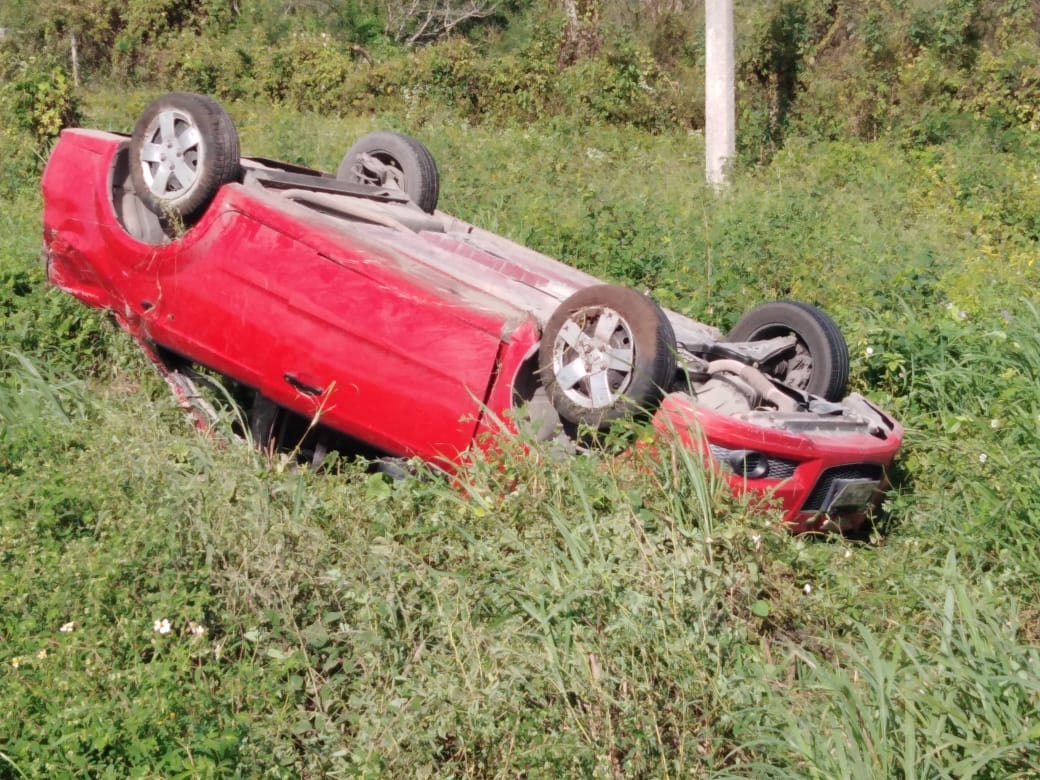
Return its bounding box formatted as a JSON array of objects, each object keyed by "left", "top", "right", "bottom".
[{"left": 1, "top": 90, "right": 1039, "bottom": 777}]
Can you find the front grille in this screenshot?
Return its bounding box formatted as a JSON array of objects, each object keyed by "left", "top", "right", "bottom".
[{"left": 801, "top": 464, "right": 884, "bottom": 512}]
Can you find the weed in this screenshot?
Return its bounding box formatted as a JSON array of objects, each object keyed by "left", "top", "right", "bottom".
[{"left": 3, "top": 89, "right": 1040, "bottom": 774}]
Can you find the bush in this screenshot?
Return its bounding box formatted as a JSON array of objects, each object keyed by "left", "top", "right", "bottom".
[
  {"left": 0, "top": 54, "right": 80, "bottom": 157},
  {"left": 10, "top": 74, "right": 1040, "bottom": 775},
  {"left": 561, "top": 40, "right": 678, "bottom": 130}
]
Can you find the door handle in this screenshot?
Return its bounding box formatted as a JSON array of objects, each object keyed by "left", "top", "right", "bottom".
[{"left": 283, "top": 373, "right": 325, "bottom": 396}]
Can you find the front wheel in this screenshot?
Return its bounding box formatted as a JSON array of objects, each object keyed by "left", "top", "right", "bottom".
[
  {"left": 726, "top": 301, "right": 849, "bottom": 401},
  {"left": 539, "top": 285, "right": 677, "bottom": 429}
]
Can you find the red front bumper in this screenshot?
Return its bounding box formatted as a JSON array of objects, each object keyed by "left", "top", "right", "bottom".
[{"left": 652, "top": 393, "right": 904, "bottom": 533}]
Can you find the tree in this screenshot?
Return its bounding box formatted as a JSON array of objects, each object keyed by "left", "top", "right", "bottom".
[
  {"left": 557, "top": 0, "right": 601, "bottom": 66},
  {"left": 382, "top": 0, "right": 503, "bottom": 45}
]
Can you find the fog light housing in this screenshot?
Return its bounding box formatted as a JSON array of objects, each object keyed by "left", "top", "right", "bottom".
[
  {"left": 709, "top": 444, "right": 771, "bottom": 479},
  {"left": 731, "top": 450, "right": 769, "bottom": 479}
]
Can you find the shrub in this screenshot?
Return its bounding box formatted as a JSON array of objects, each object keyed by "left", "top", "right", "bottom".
[
  {"left": 561, "top": 39, "right": 678, "bottom": 130},
  {"left": 9, "top": 65, "right": 80, "bottom": 146},
  {"left": 161, "top": 30, "right": 258, "bottom": 99},
  {"left": 9, "top": 81, "right": 1040, "bottom": 775},
  {"left": 261, "top": 32, "right": 365, "bottom": 111}
]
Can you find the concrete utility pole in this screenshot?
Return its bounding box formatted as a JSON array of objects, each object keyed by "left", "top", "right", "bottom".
[{"left": 705, "top": 0, "right": 735, "bottom": 188}]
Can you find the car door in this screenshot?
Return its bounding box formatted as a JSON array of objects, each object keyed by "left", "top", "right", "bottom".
[{"left": 156, "top": 203, "right": 511, "bottom": 462}]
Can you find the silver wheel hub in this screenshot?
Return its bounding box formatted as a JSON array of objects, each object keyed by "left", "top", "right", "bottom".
[
  {"left": 138, "top": 108, "right": 204, "bottom": 199},
  {"left": 552, "top": 305, "right": 636, "bottom": 410}
]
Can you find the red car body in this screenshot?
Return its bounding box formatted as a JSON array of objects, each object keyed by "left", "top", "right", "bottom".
[{"left": 42, "top": 126, "right": 903, "bottom": 533}]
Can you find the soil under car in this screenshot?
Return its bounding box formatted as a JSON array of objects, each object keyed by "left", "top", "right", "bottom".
[{"left": 42, "top": 92, "right": 904, "bottom": 533}]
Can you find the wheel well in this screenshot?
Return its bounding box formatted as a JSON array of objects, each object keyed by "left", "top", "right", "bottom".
[{"left": 109, "top": 143, "right": 169, "bottom": 245}]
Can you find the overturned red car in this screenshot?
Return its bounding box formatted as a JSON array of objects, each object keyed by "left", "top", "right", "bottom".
[{"left": 42, "top": 92, "right": 903, "bottom": 532}]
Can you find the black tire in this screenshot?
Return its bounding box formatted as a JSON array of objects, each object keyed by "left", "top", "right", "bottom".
[
  {"left": 539, "top": 285, "right": 677, "bottom": 429},
  {"left": 726, "top": 301, "right": 849, "bottom": 401},
  {"left": 337, "top": 131, "right": 439, "bottom": 214},
  {"left": 129, "top": 92, "right": 240, "bottom": 222}
]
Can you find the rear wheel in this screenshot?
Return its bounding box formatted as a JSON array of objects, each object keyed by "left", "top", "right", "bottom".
[
  {"left": 129, "top": 92, "right": 240, "bottom": 223},
  {"left": 726, "top": 301, "right": 849, "bottom": 401},
  {"left": 539, "top": 285, "right": 677, "bottom": 429},
  {"left": 337, "top": 131, "right": 439, "bottom": 214}
]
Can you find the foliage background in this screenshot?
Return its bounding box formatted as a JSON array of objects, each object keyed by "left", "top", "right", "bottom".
[{"left": 2, "top": 0, "right": 1040, "bottom": 776}]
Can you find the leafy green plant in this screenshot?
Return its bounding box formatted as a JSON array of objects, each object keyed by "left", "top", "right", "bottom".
[
  {"left": 9, "top": 65, "right": 80, "bottom": 148},
  {"left": 721, "top": 553, "right": 1040, "bottom": 778},
  {"left": 5, "top": 48, "right": 1040, "bottom": 773}
]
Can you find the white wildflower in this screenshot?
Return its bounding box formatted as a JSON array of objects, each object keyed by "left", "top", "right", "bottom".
[
  {"left": 153, "top": 618, "right": 172, "bottom": 635},
  {"left": 188, "top": 621, "right": 206, "bottom": 638},
  {"left": 990, "top": 418, "right": 1000, "bottom": 429},
  {"left": 865, "top": 346, "right": 875, "bottom": 358},
  {"left": 59, "top": 621, "right": 75, "bottom": 633},
  {"left": 803, "top": 583, "right": 813, "bottom": 595},
  {"left": 979, "top": 453, "right": 988, "bottom": 464}
]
